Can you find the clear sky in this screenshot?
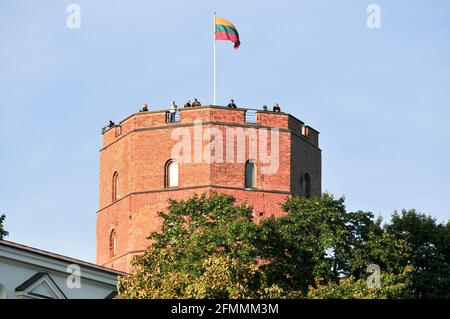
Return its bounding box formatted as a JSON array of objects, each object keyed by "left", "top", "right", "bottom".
[{"left": 1, "top": 0, "right": 449, "bottom": 262}]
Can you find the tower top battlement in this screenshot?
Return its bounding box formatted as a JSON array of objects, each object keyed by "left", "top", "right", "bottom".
[{"left": 101, "top": 105, "right": 319, "bottom": 149}]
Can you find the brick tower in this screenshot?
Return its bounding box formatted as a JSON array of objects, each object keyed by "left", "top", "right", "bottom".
[{"left": 96, "top": 105, "right": 321, "bottom": 272}]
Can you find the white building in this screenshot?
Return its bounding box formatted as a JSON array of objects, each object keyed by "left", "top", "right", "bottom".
[{"left": 0, "top": 240, "right": 125, "bottom": 299}]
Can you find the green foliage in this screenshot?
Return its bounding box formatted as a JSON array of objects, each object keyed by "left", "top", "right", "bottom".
[
  {"left": 256, "top": 194, "right": 411, "bottom": 294},
  {"left": 150, "top": 193, "right": 259, "bottom": 266},
  {"left": 0, "top": 214, "right": 8, "bottom": 240},
  {"left": 306, "top": 266, "right": 414, "bottom": 299},
  {"left": 117, "top": 193, "right": 449, "bottom": 299},
  {"left": 118, "top": 250, "right": 283, "bottom": 299},
  {"left": 385, "top": 209, "right": 450, "bottom": 298},
  {"left": 117, "top": 193, "right": 282, "bottom": 299}
]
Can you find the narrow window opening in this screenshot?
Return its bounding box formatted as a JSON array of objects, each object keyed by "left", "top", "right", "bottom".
[
  {"left": 304, "top": 173, "right": 311, "bottom": 198},
  {"left": 245, "top": 160, "right": 256, "bottom": 188},
  {"left": 112, "top": 172, "right": 119, "bottom": 202},
  {"left": 109, "top": 230, "right": 117, "bottom": 257}
]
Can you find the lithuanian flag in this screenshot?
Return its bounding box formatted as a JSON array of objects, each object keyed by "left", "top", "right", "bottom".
[{"left": 215, "top": 16, "right": 240, "bottom": 49}]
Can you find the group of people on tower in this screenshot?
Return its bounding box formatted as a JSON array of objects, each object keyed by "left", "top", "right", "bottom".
[
  {"left": 183, "top": 99, "right": 202, "bottom": 108},
  {"left": 137, "top": 100, "right": 282, "bottom": 113},
  {"left": 104, "top": 100, "right": 283, "bottom": 132}
]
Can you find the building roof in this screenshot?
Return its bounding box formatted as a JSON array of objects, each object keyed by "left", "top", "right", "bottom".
[
  {"left": 0, "top": 239, "right": 127, "bottom": 276},
  {"left": 15, "top": 272, "right": 68, "bottom": 299}
]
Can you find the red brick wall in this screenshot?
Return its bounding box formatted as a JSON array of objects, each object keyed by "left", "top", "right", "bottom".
[
  {"left": 97, "top": 187, "right": 290, "bottom": 272},
  {"left": 97, "top": 106, "right": 321, "bottom": 273}
]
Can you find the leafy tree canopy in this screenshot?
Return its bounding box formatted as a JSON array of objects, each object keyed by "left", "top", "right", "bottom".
[
  {"left": 117, "top": 193, "right": 449, "bottom": 299},
  {"left": 118, "top": 194, "right": 282, "bottom": 298},
  {"left": 257, "top": 194, "right": 411, "bottom": 294},
  {"left": 385, "top": 209, "right": 450, "bottom": 298}
]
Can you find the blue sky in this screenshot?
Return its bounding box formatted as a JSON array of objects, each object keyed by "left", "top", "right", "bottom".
[{"left": 0, "top": 0, "right": 449, "bottom": 262}]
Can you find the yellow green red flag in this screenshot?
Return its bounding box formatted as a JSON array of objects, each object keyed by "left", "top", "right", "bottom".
[{"left": 215, "top": 16, "right": 240, "bottom": 49}]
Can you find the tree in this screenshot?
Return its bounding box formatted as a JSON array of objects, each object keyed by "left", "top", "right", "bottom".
[
  {"left": 306, "top": 265, "right": 414, "bottom": 299},
  {"left": 256, "top": 194, "right": 412, "bottom": 297},
  {"left": 0, "top": 213, "right": 8, "bottom": 240},
  {"left": 117, "top": 193, "right": 283, "bottom": 298},
  {"left": 385, "top": 209, "right": 450, "bottom": 298},
  {"left": 117, "top": 193, "right": 448, "bottom": 299}
]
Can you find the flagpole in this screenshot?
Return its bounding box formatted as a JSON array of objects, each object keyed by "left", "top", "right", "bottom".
[{"left": 213, "top": 12, "right": 216, "bottom": 105}]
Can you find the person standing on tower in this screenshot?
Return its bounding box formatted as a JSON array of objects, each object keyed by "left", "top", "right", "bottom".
[
  {"left": 227, "top": 99, "right": 237, "bottom": 108},
  {"left": 169, "top": 101, "right": 178, "bottom": 122},
  {"left": 140, "top": 103, "right": 149, "bottom": 112},
  {"left": 192, "top": 98, "right": 201, "bottom": 107}
]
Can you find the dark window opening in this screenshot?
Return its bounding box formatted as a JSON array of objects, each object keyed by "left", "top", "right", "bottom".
[
  {"left": 304, "top": 173, "right": 311, "bottom": 198},
  {"left": 245, "top": 160, "right": 256, "bottom": 188},
  {"left": 109, "top": 229, "right": 117, "bottom": 257},
  {"left": 112, "top": 172, "right": 119, "bottom": 202}
]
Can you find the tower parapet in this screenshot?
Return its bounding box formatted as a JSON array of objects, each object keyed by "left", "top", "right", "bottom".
[{"left": 102, "top": 106, "right": 319, "bottom": 149}]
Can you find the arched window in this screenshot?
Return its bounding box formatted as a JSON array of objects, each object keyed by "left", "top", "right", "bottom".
[
  {"left": 109, "top": 229, "right": 117, "bottom": 258},
  {"left": 304, "top": 173, "right": 311, "bottom": 198},
  {"left": 165, "top": 160, "right": 179, "bottom": 188},
  {"left": 245, "top": 160, "right": 256, "bottom": 188},
  {"left": 112, "top": 172, "right": 119, "bottom": 202}
]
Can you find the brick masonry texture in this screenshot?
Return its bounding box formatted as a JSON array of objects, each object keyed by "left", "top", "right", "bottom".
[{"left": 97, "top": 106, "right": 321, "bottom": 272}]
